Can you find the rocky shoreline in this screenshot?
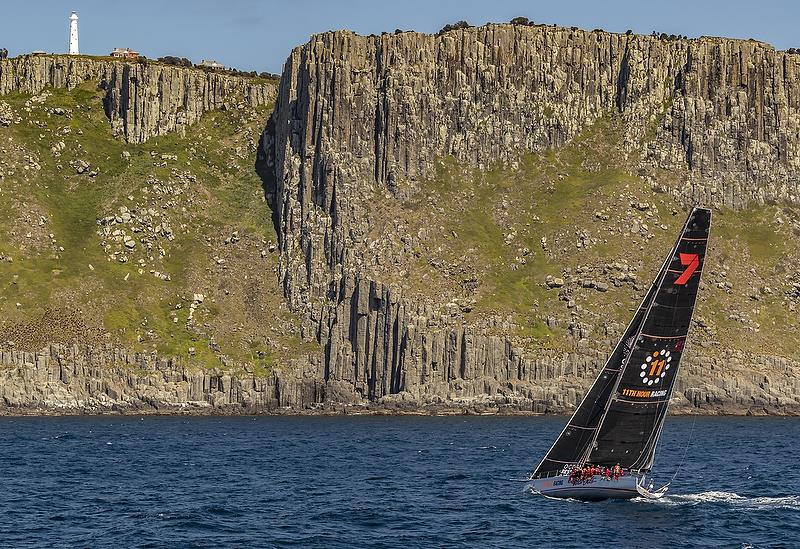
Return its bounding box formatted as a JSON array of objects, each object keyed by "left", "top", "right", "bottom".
[
  {"left": 2, "top": 404, "right": 797, "bottom": 418},
  {"left": 0, "top": 345, "right": 797, "bottom": 417}
]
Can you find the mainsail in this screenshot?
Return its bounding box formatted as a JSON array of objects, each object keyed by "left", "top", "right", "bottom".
[{"left": 531, "top": 207, "right": 711, "bottom": 478}]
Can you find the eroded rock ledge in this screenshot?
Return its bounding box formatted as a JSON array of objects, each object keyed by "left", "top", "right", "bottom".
[
  {"left": 0, "top": 345, "right": 321, "bottom": 414},
  {"left": 0, "top": 345, "right": 796, "bottom": 415},
  {"left": 0, "top": 55, "right": 276, "bottom": 143}
]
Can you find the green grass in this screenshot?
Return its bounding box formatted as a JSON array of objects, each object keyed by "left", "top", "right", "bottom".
[
  {"left": 0, "top": 83, "right": 315, "bottom": 371},
  {"left": 713, "top": 207, "right": 786, "bottom": 263},
  {"left": 404, "top": 116, "right": 647, "bottom": 347},
  {"left": 698, "top": 205, "right": 799, "bottom": 359}
]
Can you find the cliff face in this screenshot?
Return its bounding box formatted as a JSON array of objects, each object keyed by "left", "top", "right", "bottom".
[
  {"left": 0, "top": 53, "right": 305, "bottom": 414},
  {"left": 271, "top": 27, "right": 800, "bottom": 211},
  {"left": 0, "top": 55, "right": 276, "bottom": 143},
  {"left": 0, "top": 345, "right": 323, "bottom": 413},
  {"left": 265, "top": 25, "right": 800, "bottom": 415}
]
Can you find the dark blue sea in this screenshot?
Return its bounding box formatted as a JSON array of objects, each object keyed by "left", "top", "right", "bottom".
[{"left": 0, "top": 416, "right": 796, "bottom": 548}]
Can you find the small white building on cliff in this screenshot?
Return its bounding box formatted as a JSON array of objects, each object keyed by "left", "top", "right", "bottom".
[
  {"left": 198, "top": 59, "right": 225, "bottom": 69},
  {"left": 110, "top": 48, "right": 140, "bottom": 59}
]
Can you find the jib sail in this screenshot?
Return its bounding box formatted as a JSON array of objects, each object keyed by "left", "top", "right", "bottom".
[
  {"left": 531, "top": 253, "right": 668, "bottom": 479},
  {"left": 587, "top": 207, "right": 711, "bottom": 471}
]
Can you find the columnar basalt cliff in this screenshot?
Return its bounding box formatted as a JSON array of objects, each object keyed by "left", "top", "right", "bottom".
[
  {"left": 265, "top": 25, "right": 800, "bottom": 415},
  {"left": 0, "top": 55, "right": 276, "bottom": 143},
  {"left": 271, "top": 26, "right": 800, "bottom": 211},
  {"left": 0, "top": 345, "right": 323, "bottom": 414},
  {"left": 1, "top": 25, "right": 798, "bottom": 415}
]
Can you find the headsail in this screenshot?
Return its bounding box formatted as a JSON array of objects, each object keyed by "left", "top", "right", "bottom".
[
  {"left": 587, "top": 207, "right": 711, "bottom": 471},
  {"left": 531, "top": 251, "right": 667, "bottom": 479}
]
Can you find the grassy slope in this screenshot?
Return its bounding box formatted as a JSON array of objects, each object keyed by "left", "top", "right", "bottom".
[
  {"left": 0, "top": 83, "right": 316, "bottom": 374},
  {"left": 385, "top": 114, "right": 800, "bottom": 359}
]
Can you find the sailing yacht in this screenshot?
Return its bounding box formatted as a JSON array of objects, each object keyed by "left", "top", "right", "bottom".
[{"left": 529, "top": 207, "right": 711, "bottom": 501}]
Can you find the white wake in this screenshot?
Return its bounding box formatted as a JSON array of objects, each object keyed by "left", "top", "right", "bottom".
[{"left": 638, "top": 491, "right": 800, "bottom": 510}]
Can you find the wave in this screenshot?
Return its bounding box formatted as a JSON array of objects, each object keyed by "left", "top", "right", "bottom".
[{"left": 641, "top": 491, "right": 800, "bottom": 510}]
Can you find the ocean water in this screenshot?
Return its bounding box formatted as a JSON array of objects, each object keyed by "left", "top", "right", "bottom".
[{"left": 0, "top": 415, "right": 796, "bottom": 548}]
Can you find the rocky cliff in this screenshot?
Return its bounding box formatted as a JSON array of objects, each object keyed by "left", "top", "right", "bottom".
[
  {"left": 263, "top": 24, "right": 800, "bottom": 415},
  {"left": 271, "top": 26, "right": 800, "bottom": 211},
  {"left": 0, "top": 345, "right": 322, "bottom": 413},
  {"left": 0, "top": 55, "right": 276, "bottom": 143},
  {"left": 0, "top": 53, "right": 312, "bottom": 414},
  {"left": 1, "top": 25, "right": 798, "bottom": 415}
]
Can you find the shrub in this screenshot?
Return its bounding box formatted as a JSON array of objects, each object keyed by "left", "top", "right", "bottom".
[
  {"left": 438, "top": 21, "right": 471, "bottom": 34},
  {"left": 510, "top": 17, "right": 529, "bottom": 25},
  {"left": 0, "top": 48, "right": 8, "bottom": 60},
  {"left": 158, "top": 56, "right": 192, "bottom": 67}
]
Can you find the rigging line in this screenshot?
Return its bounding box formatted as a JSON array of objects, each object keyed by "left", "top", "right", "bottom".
[
  {"left": 588, "top": 210, "right": 704, "bottom": 467},
  {"left": 667, "top": 265, "right": 703, "bottom": 271},
  {"left": 661, "top": 215, "right": 709, "bottom": 482},
  {"left": 639, "top": 332, "right": 688, "bottom": 340},
  {"left": 668, "top": 416, "right": 697, "bottom": 484},
  {"left": 633, "top": 403, "right": 669, "bottom": 472}
]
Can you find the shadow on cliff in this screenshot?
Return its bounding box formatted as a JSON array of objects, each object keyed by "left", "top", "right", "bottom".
[{"left": 255, "top": 114, "right": 282, "bottom": 244}]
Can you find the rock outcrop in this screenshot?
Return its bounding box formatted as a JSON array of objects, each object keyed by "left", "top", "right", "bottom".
[
  {"left": 0, "top": 55, "right": 276, "bottom": 143},
  {"left": 0, "top": 345, "right": 323, "bottom": 413},
  {"left": 271, "top": 26, "right": 800, "bottom": 211},
  {"left": 264, "top": 25, "right": 800, "bottom": 415}
]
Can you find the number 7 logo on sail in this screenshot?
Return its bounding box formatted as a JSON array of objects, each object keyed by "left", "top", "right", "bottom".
[{"left": 674, "top": 253, "right": 699, "bottom": 285}]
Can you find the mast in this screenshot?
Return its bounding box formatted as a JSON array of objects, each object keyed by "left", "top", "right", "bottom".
[{"left": 587, "top": 207, "right": 711, "bottom": 471}]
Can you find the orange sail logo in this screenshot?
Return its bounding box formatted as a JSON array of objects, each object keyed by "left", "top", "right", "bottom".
[{"left": 639, "top": 349, "right": 672, "bottom": 386}]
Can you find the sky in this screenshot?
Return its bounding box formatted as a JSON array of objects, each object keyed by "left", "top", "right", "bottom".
[{"left": 1, "top": 0, "right": 799, "bottom": 74}]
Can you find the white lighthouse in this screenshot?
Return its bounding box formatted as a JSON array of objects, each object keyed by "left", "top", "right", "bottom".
[{"left": 68, "top": 12, "right": 79, "bottom": 55}]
